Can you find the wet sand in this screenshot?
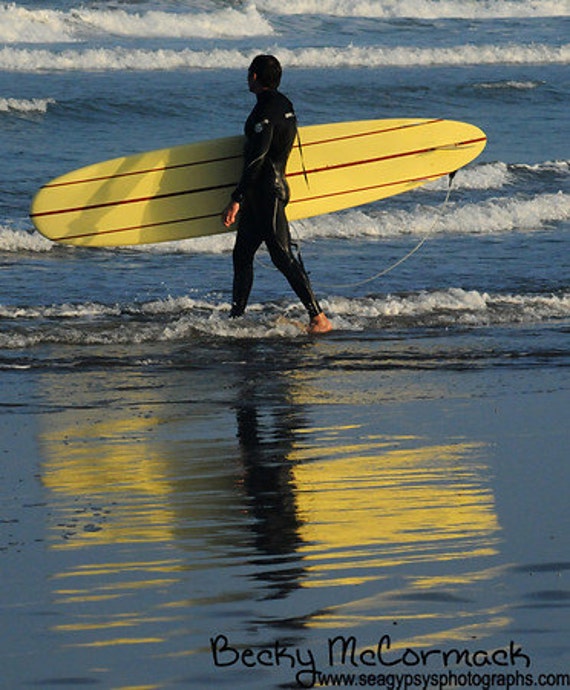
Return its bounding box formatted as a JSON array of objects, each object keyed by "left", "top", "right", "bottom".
[{"left": 1, "top": 337, "right": 569, "bottom": 689}]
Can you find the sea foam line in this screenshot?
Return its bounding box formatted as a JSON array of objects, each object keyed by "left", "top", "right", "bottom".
[
  {"left": 0, "top": 225, "right": 53, "bottom": 253},
  {"left": 1, "top": 43, "right": 568, "bottom": 72},
  {"left": 0, "top": 1, "right": 567, "bottom": 48},
  {"left": 296, "top": 192, "right": 570, "bottom": 242},
  {"left": 72, "top": 5, "right": 272, "bottom": 39},
  {"left": 0, "top": 4, "right": 272, "bottom": 44},
  {"left": 1, "top": 288, "right": 568, "bottom": 349},
  {"left": 328, "top": 289, "right": 570, "bottom": 324},
  {"left": 257, "top": 0, "right": 570, "bottom": 19},
  {"left": 0, "top": 97, "right": 55, "bottom": 114}
]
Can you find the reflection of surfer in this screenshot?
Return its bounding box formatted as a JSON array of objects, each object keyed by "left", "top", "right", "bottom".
[
  {"left": 234, "top": 345, "right": 306, "bottom": 599},
  {"left": 222, "top": 54, "right": 332, "bottom": 334}
]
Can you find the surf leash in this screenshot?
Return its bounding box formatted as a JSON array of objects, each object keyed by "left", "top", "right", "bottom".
[
  {"left": 302, "top": 171, "right": 457, "bottom": 290},
  {"left": 296, "top": 126, "right": 310, "bottom": 189}
]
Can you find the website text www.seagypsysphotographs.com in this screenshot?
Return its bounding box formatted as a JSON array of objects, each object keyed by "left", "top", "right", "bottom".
[{"left": 209, "top": 633, "right": 570, "bottom": 689}]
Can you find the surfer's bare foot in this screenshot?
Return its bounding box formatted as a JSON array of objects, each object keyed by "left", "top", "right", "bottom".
[{"left": 307, "top": 312, "right": 332, "bottom": 334}]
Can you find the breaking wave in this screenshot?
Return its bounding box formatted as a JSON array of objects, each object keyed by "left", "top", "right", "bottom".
[
  {"left": 0, "top": 97, "right": 55, "bottom": 114},
  {"left": 1, "top": 43, "right": 568, "bottom": 73},
  {"left": 256, "top": 0, "right": 570, "bottom": 19},
  {"left": 0, "top": 3, "right": 272, "bottom": 44},
  {"left": 1, "top": 288, "right": 568, "bottom": 352}
]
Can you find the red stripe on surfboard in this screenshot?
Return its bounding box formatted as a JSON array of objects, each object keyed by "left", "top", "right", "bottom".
[
  {"left": 42, "top": 153, "right": 241, "bottom": 189},
  {"left": 52, "top": 211, "right": 220, "bottom": 243},
  {"left": 289, "top": 136, "right": 487, "bottom": 179},
  {"left": 40, "top": 119, "right": 446, "bottom": 190},
  {"left": 299, "top": 118, "right": 444, "bottom": 149},
  {"left": 290, "top": 171, "right": 449, "bottom": 207},
  {"left": 50, "top": 169, "right": 456, "bottom": 243},
  {"left": 32, "top": 135, "right": 485, "bottom": 221},
  {"left": 31, "top": 182, "right": 233, "bottom": 219}
]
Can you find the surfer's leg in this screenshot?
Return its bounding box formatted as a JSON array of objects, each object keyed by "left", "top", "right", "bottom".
[
  {"left": 231, "top": 213, "right": 262, "bottom": 317},
  {"left": 265, "top": 199, "right": 331, "bottom": 332}
]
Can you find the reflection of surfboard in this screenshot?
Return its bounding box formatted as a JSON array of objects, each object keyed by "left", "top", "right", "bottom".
[{"left": 30, "top": 118, "right": 486, "bottom": 247}]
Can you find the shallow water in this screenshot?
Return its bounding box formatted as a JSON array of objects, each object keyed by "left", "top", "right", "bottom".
[{"left": 2, "top": 333, "right": 569, "bottom": 688}]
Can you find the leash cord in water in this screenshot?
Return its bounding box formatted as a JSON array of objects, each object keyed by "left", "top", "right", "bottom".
[{"left": 306, "top": 171, "right": 457, "bottom": 289}]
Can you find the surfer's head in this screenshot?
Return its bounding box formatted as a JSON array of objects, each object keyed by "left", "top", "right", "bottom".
[{"left": 248, "top": 54, "right": 282, "bottom": 91}]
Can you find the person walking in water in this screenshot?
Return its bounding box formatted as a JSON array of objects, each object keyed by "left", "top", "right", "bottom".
[{"left": 222, "top": 54, "right": 332, "bottom": 334}]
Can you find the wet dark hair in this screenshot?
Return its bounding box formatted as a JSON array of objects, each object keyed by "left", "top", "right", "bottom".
[{"left": 248, "top": 54, "right": 282, "bottom": 89}]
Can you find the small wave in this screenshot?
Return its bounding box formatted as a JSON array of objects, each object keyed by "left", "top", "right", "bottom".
[
  {"left": 425, "top": 162, "right": 515, "bottom": 191},
  {"left": 257, "top": 0, "right": 570, "bottom": 19},
  {"left": 0, "top": 97, "right": 55, "bottom": 115},
  {"left": 294, "top": 191, "right": 570, "bottom": 242},
  {"left": 0, "top": 296, "right": 210, "bottom": 322},
  {"left": 280, "top": 44, "right": 570, "bottom": 69},
  {"left": 513, "top": 160, "right": 570, "bottom": 176},
  {"left": 0, "top": 226, "right": 53, "bottom": 253},
  {"left": 425, "top": 160, "right": 569, "bottom": 192},
  {"left": 0, "top": 4, "right": 272, "bottom": 44},
  {"left": 1, "top": 42, "right": 568, "bottom": 73},
  {"left": 474, "top": 80, "right": 544, "bottom": 91},
  {"left": 327, "top": 289, "right": 570, "bottom": 329},
  {"left": 0, "top": 46, "right": 247, "bottom": 72},
  {"left": 0, "top": 301, "right": 121, "bottom": 321},
  {"left": 1, "top": 289, "right": 568, "bottom": 351},
  {"left": 0, "top": 4, "right": 78, "bottom": 44},
  {"left": 0, "top": 296, "right": 302, "bottom": 348},
  {"left": 72, "top": 5, "right": 273, "bottom": 39}
]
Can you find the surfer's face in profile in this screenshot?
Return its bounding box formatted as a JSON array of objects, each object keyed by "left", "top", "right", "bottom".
[{"left": 247, "top": 68, "right": 261, "bottom": 94}]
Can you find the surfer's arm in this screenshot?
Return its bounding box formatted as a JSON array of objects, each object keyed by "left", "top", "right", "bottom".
[{"left": 231, "top": 118, "right": 273, "bottom": 204}]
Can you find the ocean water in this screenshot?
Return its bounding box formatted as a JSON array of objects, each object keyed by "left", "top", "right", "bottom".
[{"left": 1, "top": 1, "right": 569, "bottom": 689}]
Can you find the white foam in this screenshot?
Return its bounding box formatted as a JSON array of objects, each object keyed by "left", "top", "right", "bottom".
[
  {"left": 0, "top": 46, "right": 243, "bottom": 72},
  {"left": 0, "top": 97, "right": 55, "bottom": 114},
  {"left": 279, "top": 43, "right": 570, "bottom": 69},
  {"left": 514, "top": 160, "right": 570, "bottom": 175},
  {"left": 474, "top": 80, "right": 544, "bottom": 90},
  {"left": 70, "top": 5, "right": 273, "bottom": 39},
  {"left": 2, "top": 288, "right": 568, "bottom": 349},
  {"left": 435, "top": 192, "right": 570, "bottom": 236},
  {"left": 293, "top": 191, "right": 570, "bottom": 242},
  {"left": 257, "top": 0, "right": 570, "bottom": 19},
  {"left": 326, "top": 289, "right": 570, "bottom": 327},
  {"left": 0, "top": 3, "right": 272, "bottom": 44},
  {"left": 0, "top": 301, "right": 120, "bottom": 320},
  {"left": 0, "top": 4, "right": 78, "bottom": 43},
  {"left": 1, "top": 42, "right": 568, "bottom": 73},
  {"left": 0, "top": 226, "right": 53, "bottom": 253},
  {"left": 425, "top": 162, "right": 514, "bottom": 191}
]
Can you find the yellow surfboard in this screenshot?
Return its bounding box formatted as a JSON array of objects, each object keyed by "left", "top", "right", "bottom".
[{"left": 30, "top": 118, "right": 486, "bottom": 247}]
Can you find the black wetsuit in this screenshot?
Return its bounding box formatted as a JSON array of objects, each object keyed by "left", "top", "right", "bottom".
[{"left": 230, "top": 89, "right": 322, "bottom": 319}]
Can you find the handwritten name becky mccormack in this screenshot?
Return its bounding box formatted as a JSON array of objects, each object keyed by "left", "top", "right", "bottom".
[{"left": 210, "top": 633, "right": 532, "bottom": 688}]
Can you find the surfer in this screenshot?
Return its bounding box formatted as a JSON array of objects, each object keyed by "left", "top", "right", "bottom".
[{"left": 222, "top": 54, "right": 332, "bottom": 334}]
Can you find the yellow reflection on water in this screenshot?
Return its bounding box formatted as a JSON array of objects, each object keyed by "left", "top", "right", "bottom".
[
  {"left": 290, "top": 432, "right": 500, "bottom": 586},
  {"left": 41, "top": 412, "right": 176, "bottom": 548},
  {"left": 283, "top": 425, "right": 505, "bottom": 642},
  {"left": 36, "top": 363, "right": 505, "bottom": 662}
]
